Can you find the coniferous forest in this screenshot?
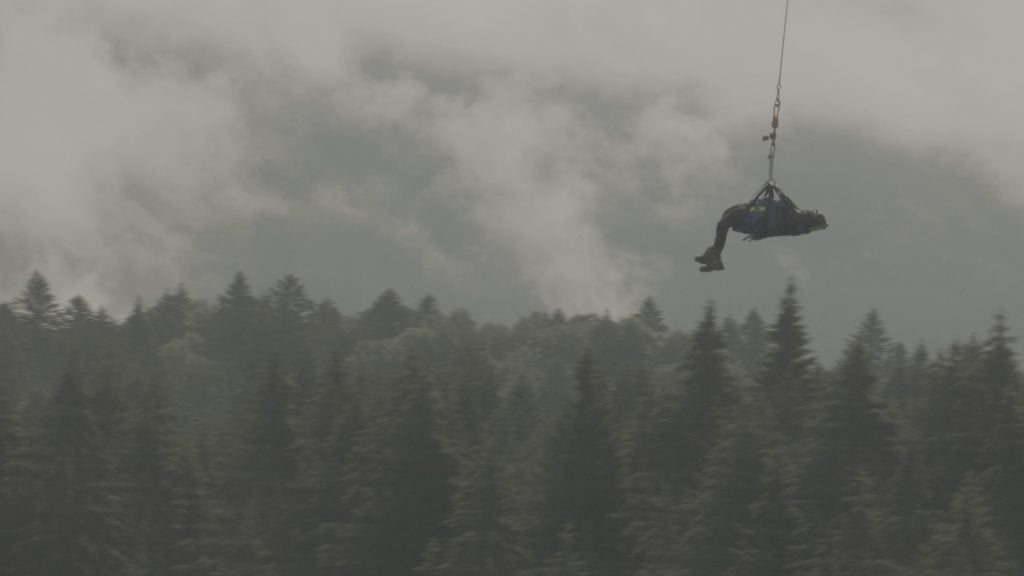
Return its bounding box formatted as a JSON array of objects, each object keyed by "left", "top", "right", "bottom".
[{"left": 0, "top": 271, "right": 1021, "bottom": 576}]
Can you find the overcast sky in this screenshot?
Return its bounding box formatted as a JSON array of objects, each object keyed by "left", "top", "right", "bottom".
[{"left": 2, "top": 0, "right": 1023, "bottom": 360}]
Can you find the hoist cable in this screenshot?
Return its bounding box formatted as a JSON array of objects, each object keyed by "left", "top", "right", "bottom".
[{"left": 765, "top": 0, "right": 790, "bottom": 185}]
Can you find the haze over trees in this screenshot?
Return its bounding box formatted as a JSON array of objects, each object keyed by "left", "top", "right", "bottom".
[{"left": 0, "top": 272, "right": 1020, "bottom": 575}]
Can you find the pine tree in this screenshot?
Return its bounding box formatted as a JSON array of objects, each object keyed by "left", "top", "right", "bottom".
[
  {"left": 625, "top": 305, "right": 736, "bottom": 575},
  {"left": 489, "top": 379, "right": 545, "bottom": 569},
  {"left": 675, "top": 404, "right": 765, "bottom": 576},
  {"left": 0, "top": 381, "right": 20, "bottom": 570},
  {"left": 800, "top": 471, "right": 899, "bottom": 576},
  {"left": 13, "top": 373, "right": 128, "bottom": 576},
  {"left": 207, "top": 272, "right": 258, "bottom": 365},
  {"left": 415, "top": 294, "right": 443, "bottom": 327},
  {"left": 882, "top": 342, "right": 909, "bottom": 407},
  {"left": 797, "top": 339, "right": 896, "bottom": 532},
  {"left": 757, "top": 281, "right": 818, "bottom": 441},
  {"left": 149, "top": 284, "right": 192, "bottom": 344},
  {"left": 14, "top": 271, "right": 62, "bottom": 330},
  {"left": 239, "top": 363, "right": 296, "bottom": 496},
  {"left": 231, "top": 362, "right": 300, "bottom": 574},
  {"left": 263, "top": 274, "right": 315, "bottom": 383},
  {"left": 359, "top": 288, "right": 412, "bottom": 340},
  {"left": 120, "top": 299, "right": 158, "bottom": 381},
  {"left": 738, "top": 309, "right": 768, "bottom": 379},
  {"left": 537, "top": 353, "right": 631, "bottom": 575},
  {"left": 918, "top": 341, "right": 987, "bottom": 507},
  {"left": 726, "top": 453, "right": 793, "bottom": 576},
  {"left": 854, "top": 309, "right": 891, "bottom": 379},
  {"left": 635, "top": 297, "right": 668, "bottom": 336},
  {"left": 916, "top": 474, "right": 1017, "bottom": 575},
  {"left": 296, "top": 359, "right": 361, "bottom": 576},
  {"left": 439, "top": 343, "right": 501, "bottom": 450},
  {"left": 331, "top": 362, "right": 454, "bottom": 575},
  {"left": 647, "top": 303, "right": 737, "bottom": 497},
  {"left": 123, "top": 380, "right": 204, "bottom": 575},
  {"left": 0, "top": 304, "right": 25, "bottom": 400},
  {"left": 720, "top": 315, "right": 744, "bottom": 371},
  {"left": 64, "top": 295, "right": 95, "bottom": 329},
  {"left": 419, "top": 453, "right": 526, "bottom": 576},
  {"left": 307, "top": 298, "right": 351, "bottom": 372},
  {"left": 677, "top": 303, "right": 739, "bottom": 470},
  {"left": 978, "top": 314, "right": 1024, "bottom": 566}
]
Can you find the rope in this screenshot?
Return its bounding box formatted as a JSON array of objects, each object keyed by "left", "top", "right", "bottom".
[{"left": 765, "top": 0, "right": 790, "bottom": 184}]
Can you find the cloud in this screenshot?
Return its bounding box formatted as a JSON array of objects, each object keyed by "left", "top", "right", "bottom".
[
  {"left": 0, "top": 3, "right": 274, "bottom": 305},
  {"left": 2, "top": 0, "right": 1022, "bottom": 316}
]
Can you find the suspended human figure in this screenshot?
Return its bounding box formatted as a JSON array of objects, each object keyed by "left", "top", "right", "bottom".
[
  {"left": 694, "top": 0, "right": 828, "bottom": 272},
  {"left": 694, "top": 182, "right": 827, "bottom": 272}
]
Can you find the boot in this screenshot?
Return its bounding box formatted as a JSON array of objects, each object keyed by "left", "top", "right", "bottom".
[
  {"left": 699, "top": 258, "right": 724, "bottom": 272},
  {"left": 695, "top": 246, "right": 720, "bottom": 264}
]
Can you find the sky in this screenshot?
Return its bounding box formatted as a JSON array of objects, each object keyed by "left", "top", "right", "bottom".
[{"left": 2, "top": 0, "right": 1023, "bottom": 360}]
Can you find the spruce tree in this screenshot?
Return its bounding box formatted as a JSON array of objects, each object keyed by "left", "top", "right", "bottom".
[
  {"left": 676, "top": 405, "right": 765, "bottom": 576},
  {"left": 207, "top": 272, "right": 258, "bottom": 365},
  {"left": 14, "top": 373, "right": 128, "bottom": 576},
  {"left": 797, "top": 340, "right": 896, "bottom": 532},
  {"left": 415, "top": 294, "right": 443, "bottom": 327},
  {"left": 419, "top": 453, "right": 525, "bottom": 576},
  {"left": 738, "top": 309, "right": 768, "bottom": 379},
  {"left": 263, "top": 274, "right": 315, "bottom": 384},
  {"left": 14, "top": 271, "right": 62, "bottom": 330},
  {"left": 296, "top": 359, "right": 361, "bottom": 576},
  {"left": 978, "top": 314, "right": 1024, "bottom": 566},
  {"left": 854, "top": 309, "right": 891, "bottom": 379},
  {"left": 149, "top": 284, "right": 192, "bottom": 344},
  {"left": 0, "top": 382, "right": 20, "bottom": 570},
  {"left": 537, "top": 353, "right": 631, "bottom": 576},
  {"left": 757, "top": 280, "right": 818, "bottom": 442},
  {"left": 918, "top": 341, "right": 987, "bottom": 507},
  {"left": 0, "top": 304, "right": 23, "bottom": 398},
  {"left": 916, "top": 474, "right": 1017, "bottom": 575},
  {"left": 123, "top": 380, "right": 204, "bottom": 575},
  {"left": 635, "top": 297, "right": 668, "bottom": 336},
  {"left": 331, "top": 362, "right": 454, "bottom": 575},
  {"left": 359, "top": 288, "right": 412, "bottom": 340},
  {"left": 231, "top": 362, "right": 300, "bottom": 574}
]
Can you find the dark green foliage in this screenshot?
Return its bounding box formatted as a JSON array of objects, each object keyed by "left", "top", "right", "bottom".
[
  {"left": 415, "top": 294, "right": 443, "bottom": 327},
  {"left": 676, "top": 408, "right": 765, "bottom": 576},
  {"left": 0, "top": 272, "right": 1021, "bottom": 576},
  {"left": 15, "top": 271, "right": 62, "bottom": 330},
  {"left": 0, "top": 381, "right": 20, "bottom": 569},
  {"left": 737, "top": 309, "right": 768, "bottom": 378},
  {"left": 791, "top": 339, "right": 898, "bottom": 573},
  {"left": 757, "top": 280, "right": 818, "bottom": 441},
  {"left": 360, "top": 288, "right": 412, "bottom": 340},
  {"left": 149, "top": 285, "right": 193, "bottom": 344},
  {"left": 798, "top": 340, "right": 896, "bottom": 524},
  {"left": 419, "top": 453, "right": 526, "bottom": 576},
  {"left": 916, "top": 474, "right": 1018, "bottom": 576},
  {"left": 635, "top": 296, "right": 668, "bottom": 335},
  {"left": 238, "top": 363, "right": 296, "bottom": 498},
  {"left": 207, "top": 271, "right": 259, "bottom": 364},
  {"left": 12, "top": 373, "right": 128, "bottom": 576},
  {"left": 537, "top": 353, "right": 631, "bottom": 575},
  {"left": 330, "top": 362, "right": 454, "bottom": 576},
  {"left": 123, "top": 380, "right": 205, "bottom": 575}
]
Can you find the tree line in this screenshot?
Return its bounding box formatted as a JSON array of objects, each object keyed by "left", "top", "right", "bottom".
[{"left": 0, "top": 271, "right": 1020, "bottom": 575}]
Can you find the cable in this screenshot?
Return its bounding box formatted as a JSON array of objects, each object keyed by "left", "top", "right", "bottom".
[{"left": 765, "top": 0, "right": 790, "bottom": 185}]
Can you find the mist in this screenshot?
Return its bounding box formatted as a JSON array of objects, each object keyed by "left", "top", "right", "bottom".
[{"left": 2, "top": 0, "right": 1023, "bottom": 360}]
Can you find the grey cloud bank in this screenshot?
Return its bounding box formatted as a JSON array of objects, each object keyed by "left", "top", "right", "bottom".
[{"left": 2, "top": 0, "right": 1023, "bottom": 359}]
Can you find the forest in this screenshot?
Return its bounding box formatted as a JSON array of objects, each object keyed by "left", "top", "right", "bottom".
[{"left": 0, "top": 270, "right": 1020, "bottom": 576}]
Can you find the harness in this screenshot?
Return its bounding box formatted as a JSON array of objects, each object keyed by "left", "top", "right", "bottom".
[{"left": 740, "top": 181, "right": 803, "bottom": 241}]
